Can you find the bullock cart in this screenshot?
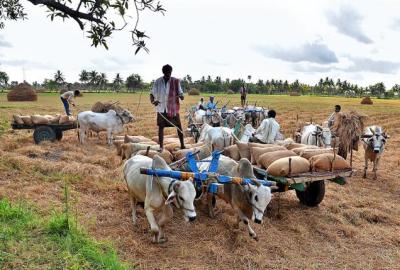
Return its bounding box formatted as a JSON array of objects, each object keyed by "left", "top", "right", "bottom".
[
  {"left": 140, "top": 151, "right": 353, "bottom": 208},
  {"left": 11, "top": 122, "right": 77, "bottom": 144}
]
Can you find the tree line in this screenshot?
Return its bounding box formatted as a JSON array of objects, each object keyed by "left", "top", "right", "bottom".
[{"left": 1, "top": 70, "right": 399, "bottom": 98}]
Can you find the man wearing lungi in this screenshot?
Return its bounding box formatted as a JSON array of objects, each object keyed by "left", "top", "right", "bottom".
[{"left": 150, "top": 64, "right": 185, "bottom": 152}]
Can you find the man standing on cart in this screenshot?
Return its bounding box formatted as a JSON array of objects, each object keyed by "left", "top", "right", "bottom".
[
  {"left": 60, "top": 90, "right": 80, "bottom": 116},
  {"left": 150, "top": 64, "right": 185, "bottom": 152}
]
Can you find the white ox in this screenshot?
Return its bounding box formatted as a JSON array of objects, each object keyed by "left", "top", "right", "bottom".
[
  {"left": 240, "top": 124, "right": 255, "bottom": 142},
  {"left": 362, "top": 126, "right": 388, "bottom": 180},
  {"left": 300, "top": 124, "right": 332, "bottom": 148},
  {"left": 198, "top": 123, "right": 233, "bottom": 151},
  {"left": 77, "top": 109, "right": 134, "bottom": 145},
  {"left": 124, "top": 155, "right": 197, "bottom": 243},
  {"left": 200, "top": 157, "right": 272, "bottom": 241}
]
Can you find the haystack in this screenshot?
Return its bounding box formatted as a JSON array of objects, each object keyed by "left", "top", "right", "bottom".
[
  {"left": 91, "top": 101, "right": 123, "bottom": 114},
  {"left": 361, "top": 96, "right": 373, "bottom": 105},
  {"left": 331, "top": 111, "right": 367, "bottom": 159},
  {"left": 7, "top": 83, "right": 37, "bottom": 102}
]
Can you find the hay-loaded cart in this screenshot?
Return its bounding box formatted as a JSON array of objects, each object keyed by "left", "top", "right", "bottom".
[
  {"left": 140, "top": 151, "right": 353, "bottom": 207},
  {"left": 11, "top": 122, "right": 77, "bottom": 144}
]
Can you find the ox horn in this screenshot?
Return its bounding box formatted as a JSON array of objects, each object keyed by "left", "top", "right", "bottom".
[{"left": 251, "top": 179, "right": 261, "bottom": 187}]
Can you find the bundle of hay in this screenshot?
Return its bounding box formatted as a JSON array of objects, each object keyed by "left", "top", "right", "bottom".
[
  {"left": 7, "top": 83, "right": 37, "bottom": 102},
  {"left": 226, "top": 89, "right": 235, "bottom": 94},
  {"left": 188, "top": 88, "right": 200, "bottom": 95},
  {"left": 361, "top": 96, "right": 373, "bottom": 105},
  {"left": 91, "top": 101, "right": 123, "bottom": 114},
  {"left": 331, "top": 111, "right": 367, "bottom": 158},
  {"left": 289, "top": 92, "right": 301, "bottom": 96}
]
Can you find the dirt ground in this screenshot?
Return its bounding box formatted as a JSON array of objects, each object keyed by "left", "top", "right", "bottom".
[{"left": 1, "top": 93, "right": 399, "bottom": 270}]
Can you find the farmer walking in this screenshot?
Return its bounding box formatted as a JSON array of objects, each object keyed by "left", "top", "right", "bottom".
[
  {"left": 240, "top": 84, "right": 247, "bottom": 107},
  {"left": 150, "top": 64, "right": 185, "bottom": 152},
  {"left": 60, "top": 90, "right": 80, "bottom": 116}
]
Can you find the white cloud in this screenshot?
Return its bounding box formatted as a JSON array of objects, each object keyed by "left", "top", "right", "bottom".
[
  {"left": 256, "top": 41, "right": 338, "bottom": 64},
  {"left": 326, "top": 5, "right": 373, "bottom": 44},
  {"left": 0, "top": 35, "right": 12, "bottom": 48}
]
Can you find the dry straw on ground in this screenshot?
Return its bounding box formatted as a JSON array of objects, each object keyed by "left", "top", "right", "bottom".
[
  {"left": 7, "top": 83, "right": 37, "bottom": 102},
  {"left": 188, "top": 88, "right": 200, "bottom": 95},
  {"left": 91, "top": 101, "right": 124, "bottom": 113},
  {"left": 1, "top": 93, "right": 400, "bottom": 269},
  {"left": 361, "top": 96, "right": 373, "bottom": 105}
]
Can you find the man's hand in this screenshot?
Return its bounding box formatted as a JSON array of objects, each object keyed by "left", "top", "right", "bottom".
[
  {"left": 72, "top": 104, "right": 76, "bottom": 107},
  {"left": 179, "top": 94, "right": 184, "bottom": 101}
]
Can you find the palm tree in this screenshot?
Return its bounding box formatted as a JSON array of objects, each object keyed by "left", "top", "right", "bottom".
[
  {"left": 54, "top": 70, "right": 65, "bottom": 84},
  {"left": 99, "top": 73, "right": 108, "bottom": 91},
  {"left": 79, "top": 70, "right": 89, "bottom": 85},
  {"left": 88, "top": 70, "right": 98, "bottom": 90},
  {"left": 113, "top": 73, "right": 124, "bottom": 92}
]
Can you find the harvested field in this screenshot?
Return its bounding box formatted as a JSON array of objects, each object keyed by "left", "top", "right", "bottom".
[{"left": 1, "top": 93, "right": 400, "bottom": 269}]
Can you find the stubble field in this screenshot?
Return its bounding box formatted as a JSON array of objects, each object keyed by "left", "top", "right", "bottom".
[{"left": 0, "top": 92, "right": 399, "bottom": 270}]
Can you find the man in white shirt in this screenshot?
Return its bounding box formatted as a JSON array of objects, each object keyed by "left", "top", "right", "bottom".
[
  {"left": 150, "top": 64, "right": 185, "bottom": 151},
  {"left": 250, "top": 110, "right": 281, "bottom": 144},
  {"left": 60, "top": 90, "right": 80, "bottom": 116}
]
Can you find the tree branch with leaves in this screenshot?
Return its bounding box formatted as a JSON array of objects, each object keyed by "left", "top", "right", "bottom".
[{"left": 0, "top": 0, "right": 165, "bottom": 54}]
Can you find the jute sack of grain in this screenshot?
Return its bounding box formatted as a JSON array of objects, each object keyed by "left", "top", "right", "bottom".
[
  {"left": 31, "top": 115, "right": 49, "bottom": 125},
  {"left": 151, "top": 134, "right": 177, "bottom": 143},
  {"left": 309, "top": 153, "right": 351, "bottom": 172},
  {"left": 67, "top": 116, "right": 75, "bottom": 123},
  {"left": 223, "top": 144, "right": 240, "bottom": 161},
  {"left": 267, "top": 156, "right": 310, "bottom": 176},
  {"left": 13, "top": 115, "right": 24, "bottom": 125},
  {"left": 44, "top": 114, "right": 61, "bottom": 124},
  {"left": 259, "top": 149, "right": 297, "bottom": 169},
  {"left": 275, "top": 138, "right": 295, "bottom": 147},
  {"left": 137, "top": 149, "right": 173, "bottom": 164},
  {"left": 113, "top": 140, "right": 125, "bottom": 156},
  {"left": 121, "top": 143, "right": 160, "bottom": 160},
  {"left": 299, "top": 148, "right": 335, "bottom": 160},
  {"left": 291, "top": 145, "right": 321, "bottom": 156},
  {"left": 164, "top": 142, "right": 181, "bottom": 152},
  {"left": 20, "top": 116, "right": 33, "bottom": 125},
  {"left": 124, "top": 135, "right": 155, "bottom": 144},
  {"left": 59, "top": 115, "right": 70, "bottom": 124},
  {"left": 248, "top": 142, "right": 276, "bottom": 148},
  {"left": 251, "top": 146, "right": 286, "bottom": 165},
  {"left": 236, "top": 142, "right": 250, "bottom": 160},
  {"left": 172, "top": 144, "right": 212, "bottom": 161},
  {"left": 185, "top": 137, "right": 195, "bottom": 144},
  {"left": 286, "top": 143, "right": 310, "bottom": 150}
]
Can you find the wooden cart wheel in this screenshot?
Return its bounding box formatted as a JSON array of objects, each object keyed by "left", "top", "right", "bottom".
[
  {"left": 295, "top": 180, "right": 325, "bottom": 207},
  {"left": 33, "top": 126, "right": 56, "bottom": 144},
  {"left": 55, "top": 129, "right": 63, "bottom": 140}
]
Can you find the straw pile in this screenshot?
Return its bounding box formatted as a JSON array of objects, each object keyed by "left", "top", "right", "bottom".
[
  {"left": 7, "top": 83, "right": 37, "bottom": 102},
  {"left": 91, "top": 101, "right": 123, "bottom": 114},
  {"left": 331, "top": 111, "right": 367, "bottom": 158},
  {"left": 361, "top": 96, "right": 373, "bottom": 105}
]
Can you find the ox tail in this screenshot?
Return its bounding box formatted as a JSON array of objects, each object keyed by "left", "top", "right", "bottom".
[{"left": 76, "top": 113, "right": 80, "bottom": 143}]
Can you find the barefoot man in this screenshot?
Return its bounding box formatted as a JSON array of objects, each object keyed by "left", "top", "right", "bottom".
[{"left": 150, "top": 64, "right": 185, "bottom": 152}]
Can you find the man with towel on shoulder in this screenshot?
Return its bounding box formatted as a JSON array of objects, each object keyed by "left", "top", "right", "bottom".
[{"left": 150, "top": 64, "right": 185, "bottom": 152}]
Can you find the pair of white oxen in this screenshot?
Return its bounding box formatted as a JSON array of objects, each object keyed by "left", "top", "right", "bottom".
[
  {"left": 122, "top": 122, "right": 333, "bottom": 244},
  {"left": 188, "top": 106, "right": 269, "bottom": 129}
]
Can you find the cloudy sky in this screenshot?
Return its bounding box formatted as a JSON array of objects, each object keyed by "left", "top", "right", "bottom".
[{"left": 1, "top": 0, "right": 400, "bottom": 87}]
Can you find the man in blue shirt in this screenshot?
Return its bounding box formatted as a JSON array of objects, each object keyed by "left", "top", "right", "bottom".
[{"left": 206, "top": 96, "right": 217, "bottom": 110}]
